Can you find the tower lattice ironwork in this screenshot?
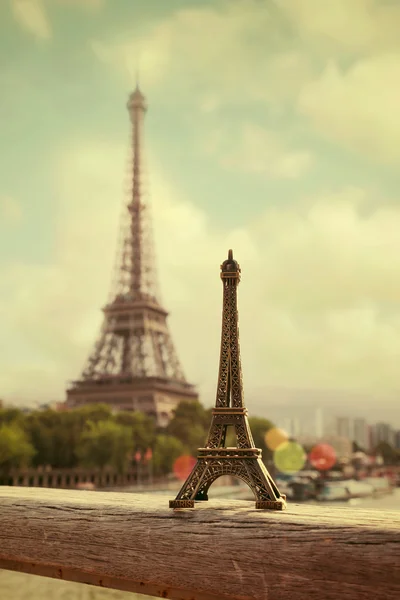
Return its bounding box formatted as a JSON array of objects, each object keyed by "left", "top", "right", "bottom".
[
  {"left": 66, "top": 86, "right": 198, "bottom": 425},
  {"left": 170, "top": 250, "right": 286, "bottom": 510}
]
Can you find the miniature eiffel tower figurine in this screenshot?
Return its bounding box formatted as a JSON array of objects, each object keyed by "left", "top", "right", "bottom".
[{"left": 170, "top": 250, "right": 287, "bottom": 510}]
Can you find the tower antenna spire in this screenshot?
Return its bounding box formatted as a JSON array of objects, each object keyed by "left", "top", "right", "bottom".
[{"left": 135, "top": 52, "right": 141, "bottom": 89}]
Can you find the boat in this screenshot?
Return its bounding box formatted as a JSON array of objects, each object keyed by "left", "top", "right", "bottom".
[
  {"left": 341, "top": 480, "right": 374, "bottom": 499},
  {"left": 316, "top": 482, "right": 351, "bottom": 502},
  {"left": 364, "top": 477, "right": 394, "bottom": 496}
]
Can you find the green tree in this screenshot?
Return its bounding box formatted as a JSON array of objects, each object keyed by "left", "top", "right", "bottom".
[
  {"left": 0, "top": 407, "right": 25, "bottom": 427},
  {"left": 166, "top": 401, "right": 209, "bottom": 453},
  {"left": 114, "top": 411, "right": 155, "bottom": 452},
  {"left": 23, "top": 411, "right": 55, "bottom": 468},
  {"left": 0, "top": 423, "right": 35, "bottom": 474},
  {"left": 76, "top": 420, "right": 134, "bottom": 473},
  {"left": 152, "top": 434, "right": 185, "bottom": 476},
  {"left": 22, "top": 404, "right": 115, "bottom": 469},
  {"left": 76, "top": 404, "right": 113, "bottom": 424}
]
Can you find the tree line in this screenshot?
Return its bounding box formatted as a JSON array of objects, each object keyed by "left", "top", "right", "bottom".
[{"left": 0, "top": 401, "right": 275, "bottom": 477}]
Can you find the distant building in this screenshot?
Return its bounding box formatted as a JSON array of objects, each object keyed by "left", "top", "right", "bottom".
[
  {"left": 336, "top": 417, "right": 352, "bottom": 440},
  {"left": 281, "top": 416, "right": 300, "bottom": 438},
  {"left": 270, "top": 405, "right": 324, "bottom": 439},
  {"left": 353, "top": 418, "right": 369, "bottom": 450},
  {"left": 315, "top": 407, "right": 324, "bottom": 438},
  {"left": 296, "top": 434, "right": 352, "bottom": 459},
  {"left": 324, "top": 435, "right": 353, "bottom": 459},
  {"left": 371, "top": 422, "right": 395, "bottom": 448},
  {"left": 297, "top": 435, "right": 319, "bottom": 449}
]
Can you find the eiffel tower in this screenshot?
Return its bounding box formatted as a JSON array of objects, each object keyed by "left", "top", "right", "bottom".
[
  {"left": 170, "top": 250, "right": 286, "bottom": 509},
  {"left": 66, "top": 85, "right": 198, "bottom": 425}
]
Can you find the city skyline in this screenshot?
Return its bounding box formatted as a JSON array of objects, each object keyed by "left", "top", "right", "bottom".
[
  {"left": 268, "top": 404, "right": 400, "bottom": 449},
  {"left": 1, "top": 1, "right": 400, "bottom": 422}
]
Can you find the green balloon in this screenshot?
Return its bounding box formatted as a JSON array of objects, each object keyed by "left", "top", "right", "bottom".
[{"left": 273, "top": 441, "right": 306, "bottom": 474}]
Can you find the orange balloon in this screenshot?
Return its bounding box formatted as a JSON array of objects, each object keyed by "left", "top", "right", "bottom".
[
  {"left": 265, "top": 427, "right": 288, "bottom": 451},
  {"left": 173, "top": 455, "right": 196, "bottom": 481}
]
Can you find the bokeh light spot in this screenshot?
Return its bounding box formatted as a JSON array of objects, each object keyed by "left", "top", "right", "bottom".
[
  {"left": 265, "top": 427, "right": 288, "bottom": 451},
  {"left": 309, "top": 444, "right": 337, "bottom": 471},
  {"left": 273, "top": 441, "right": 306, "bottom": 474},
  {"left": 173, "top": 455, "right": 196, "bottom": 481}
]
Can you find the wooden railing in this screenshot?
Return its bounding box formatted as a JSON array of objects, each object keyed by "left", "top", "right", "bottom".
[
  {"left": 0, "top": 468, "right": 233, "bottom": 491},
  {"left": 0, "top": 467, "right": 139, "bottom": 489},
  {"left": 0, "top": 487, "right": 399, "bottom": 600}
]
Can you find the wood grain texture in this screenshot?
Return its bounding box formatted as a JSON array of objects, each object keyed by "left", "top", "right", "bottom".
[{"left": 0, "top": 487, "right": 399, "bottom": 600}]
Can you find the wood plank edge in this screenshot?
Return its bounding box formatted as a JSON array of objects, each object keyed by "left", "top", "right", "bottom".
[{"left": 0, "top": 557, "right": 242, "bottom": 600}]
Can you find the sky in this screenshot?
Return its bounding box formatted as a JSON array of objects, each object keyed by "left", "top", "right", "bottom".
[{"left": 1, "top": 0, "right": 400, "bottom": 426}]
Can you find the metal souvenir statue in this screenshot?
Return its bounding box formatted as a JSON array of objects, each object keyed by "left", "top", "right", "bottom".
[{"left": 170, "top": 250, "right": 287, "bottom": 510}]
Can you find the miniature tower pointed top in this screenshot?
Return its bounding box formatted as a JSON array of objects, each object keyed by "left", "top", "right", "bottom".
[{"left": 221, "top": 248, "right": 241, "bottom": 280}]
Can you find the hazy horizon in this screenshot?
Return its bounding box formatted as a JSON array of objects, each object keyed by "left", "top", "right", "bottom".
[{"left": 4, "top": 386, "right": 399, "bottom": 429}]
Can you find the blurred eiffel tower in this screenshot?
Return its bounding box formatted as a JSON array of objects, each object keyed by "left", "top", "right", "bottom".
[{"left": 66, "top": 85, "right": 198, "bottom": 426}]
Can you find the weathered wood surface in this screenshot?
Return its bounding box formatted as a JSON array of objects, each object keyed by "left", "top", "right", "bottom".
[{"left": 0, "top": 487, "right": 399, "bottom": 600}]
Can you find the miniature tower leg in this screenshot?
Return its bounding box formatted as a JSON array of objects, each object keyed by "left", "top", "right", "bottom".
[{"left": 170, "top": 250, "right": 286, "bottom": 510}]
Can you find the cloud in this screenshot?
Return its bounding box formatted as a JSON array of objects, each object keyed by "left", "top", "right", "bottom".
[
  {"left": 90, "top": 1, "right": 313, "bottom": 108},
  {"left": 0, "top": 196, "right": 23, "bottom": 225},
  {"left": 275, "top": 0, "right": 400, "bottom": 164},
  {"left": 89, "top": 0, "right": 400, "bottom": 168},
  {"left": 210, "top": 124, "right": 313, "bottom": 179},
  {"left": 0, "top": 141, "right": 125, "bottom": 368},
  {"left": 298, "top": 55, "right": 400, "bottom": 164},
  {"left": 57, "top": 0, "right": 105, "bottom": 10},
  {"left": 2, "top": 135, "right": 400, "bottom": 407},
  {"left": 10, "top": 0, "right": 105, "bottom": 40},
  {"left": 279, "top": 0, "right": 400, "bottom": 55},
  {"left": 252, "top": 187, "right": 400, "bottom": 312},
  {"left": 90, "top": 0, "right": 400, "bottom": 109},
  {"left": 11, "top": 0, "right": 51, "bottom": 40}
]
